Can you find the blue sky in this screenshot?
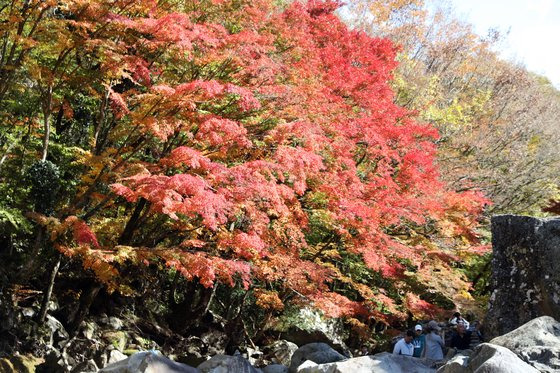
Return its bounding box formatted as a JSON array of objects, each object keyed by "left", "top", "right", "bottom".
[{"left": 446, "top": 0, "right": 560, "bottom": 88}]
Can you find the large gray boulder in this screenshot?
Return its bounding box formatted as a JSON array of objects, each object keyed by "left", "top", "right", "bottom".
[
  {"left": 296, "top": 353, "right": 434, "bottom": 373},
  {"left": 197, "top": 354, "right": 261, "bottom": 373},
  {"left": 277, "top": 308, "right": 350, "bottom": 356},
  {"left": 436, "top": 353, "right": 469, "bottom": 373},
  {"left": 289, "top": 343, "right": 346, "bottom": 372},
  {"left": 99, "top": 351, "right": 200, "bottom": 373},
  {"left": 490, "top": 315, "right": 560, "bottom": 372},
  {"left": 437, "top": 343, "right": 538, "bottom": 373},
  {"left": 486, "top": 215, "right": 560, "bottom": 339},
  {"left": 262, "top": 364, "right": 289, "bottom": 373}
]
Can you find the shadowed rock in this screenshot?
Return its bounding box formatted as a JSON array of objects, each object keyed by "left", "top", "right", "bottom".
[{"left": 486, "top": 215, "right": 560, "bottom": 339}]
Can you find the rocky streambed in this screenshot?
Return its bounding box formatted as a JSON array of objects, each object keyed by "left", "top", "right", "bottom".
[{"left": 1, "top": 315, "right": 558, "bottom": 372}]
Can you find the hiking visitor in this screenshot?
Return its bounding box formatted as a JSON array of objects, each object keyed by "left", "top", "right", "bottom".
[
  {"left": 393, "top": 330, "right": 415, "bottom": 356},
  {"left": 424, "top": 320, "right": 444, "bottom": 360},
  {"left": 449, "top": 311, "right": 470, "bottom": 329},
  {"left": 412, "top": 324, "right": 426, "bottom": 358},
  {"left": 450, "top": 321, "right": 472, "bottom": 351}
]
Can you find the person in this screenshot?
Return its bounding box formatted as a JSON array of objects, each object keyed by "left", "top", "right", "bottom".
[
  {"left": 449, "top": 312, "right": 470, "bottom": 329},
  {"left": 393, "top": 330, "right": 415, "bottom": 356},
  {"left": 412, "top": 324, "right": 426, "bottom": 358},
  {"left": 450, "top": 322, "right": 472, "bottom": 351},
  {"left": 359, "top": 345, "right": 369, "bottom": 356},
  {"left": 424, "top": 320, "right": 444, "bottom": 360}
]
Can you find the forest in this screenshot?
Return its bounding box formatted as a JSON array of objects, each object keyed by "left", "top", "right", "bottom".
[{"left": 0, "top": 0, "right": 559, "bottom": 369}]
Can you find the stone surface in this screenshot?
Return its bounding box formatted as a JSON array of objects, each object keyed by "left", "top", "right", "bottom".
[
  {"left": 45, "top": 315, "right": 69, "bottom": 347},
  {"left": 82, "top": 321, "right": 97, "bottom": 339},
  {"left": 99, "top": 351, "right": 199, "bottom": 373},
  {"left": 437, "top": 343, "right": 539, "bottom": 373},
  {"left": 103, "top": 331, "right": 128, "bottom": 352},
  {"left": 278, "top": 308, "right": 350, "bottom": 356},
  {"left": 262, "top": 364, "right": 289, "bottom": 373},
  {"left": 486, "top": 215, "right": 560, "bottom": 339},
  {"left": 0, "top": 355, "right": 42, "bottom": 373},
  {"left": 289, "top": 343, "right": 346, "bottom": 373},
  {"left": 197, "top": 354, "right": 261, "bottom": 373},
  {"left": 263, "top": 340, "right": 298, "bottom": 366},
  {"left": 108, "top": 316, "right": 124, "bottom": 330},
  {"left": 244, "top": 346, "right": 264, "bottom": 366},
  {"left": 295, "top": 361, "right": 317, "bottom": 372},
  {"left": 296, "top": 353, "right": 434, "bottom": 373},
  {"left": 490, "top": 315, "right": 560, "bottom": 372},
  {"left": 73, "top": 359, "right": 99, "bottom": 373},
  {"left": 108, "top": 350, "right": 128, "bottom": 365},
  {"left": 436, "top": 352, "right": 469, "bottom": 373}
]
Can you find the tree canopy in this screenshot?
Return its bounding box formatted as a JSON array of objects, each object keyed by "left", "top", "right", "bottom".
[{"left": 2, "top": 0, "right": 530, "bottom": 347}]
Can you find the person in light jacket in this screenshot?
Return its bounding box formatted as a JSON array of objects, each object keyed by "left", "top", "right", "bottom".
[{"left": 393, "top": 330, "right": 415, "bottom": 356}]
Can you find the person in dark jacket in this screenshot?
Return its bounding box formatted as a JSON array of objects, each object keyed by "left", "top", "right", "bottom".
[
  {"left": 412, "top": 324, "right": 426, "bottom": 358},
  {"left": 450, "top": 322, "right": 472, "bottom": 350}
]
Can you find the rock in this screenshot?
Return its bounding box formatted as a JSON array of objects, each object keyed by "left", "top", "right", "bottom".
[
  {"left": 262, "top": 364, "right": 289, "bottom": 373},
  {"left": 108, "top": 350, "right": 128, "bottom": 365},
  {"left": 486, "top": 215, "right": 560, "bottom": 338},
  {"left": 295, "top": 360, "right": 317, "bottom": 372},
  {"left": 0, "top": 355, "right": 42, "bottom": 373},
  {"left": 21, "top": 308, "right": 35, "bottom": 318},
  {"left": 263, "top": 340, "right": 298, "bottom": 366},
  {"left": 437, "top": 343, "right": 539, "bottom": 373},
  {"left": 278, "top": 308, "right": 350, "bottom": 356},
  {"left": 103, "top": 331, "right": 128, "bottom": 352},
  {"left": 99, "top": 350, "right": 199, "bottom": 373},
  {"left": 435, "top": 352, "right": 469, "bottom": 373},
  {"left": 197, "top": 354, "right": 261, "bottom": 373},
  {"left": 45, "top": 315, "right": 69, "bottom": 346},
  {"left": 200, "top": 330, "right": 228, "bottom": 356},
  {"left": 244, "top": 346, "right": 264, "bottom": 366},
  {"left": 489, "top": 315, "right": 560, "bottom": 372},
  {"left": 82, "top": 321, "right": 97, "bottom": 339},
  {"left": 36, "top": 349, "right": 66, "bottom": 373},
  {"left": 289, "top": 343, "right": 346, "bottom": 373},
  {"left": 108, "top": 317, "right": 124, "bottom": 330},
  {"left": 296, "top": 353, "right": 434, "bottom": 373},
  {"left": 72, "top": 359, "right": 99, "bottom": 373},
  {"left": 163, "top": 332, "right": 227, "bottom": 367}
]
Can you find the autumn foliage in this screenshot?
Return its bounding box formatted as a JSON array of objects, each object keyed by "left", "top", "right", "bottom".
[{"left": 0, "top": 0, "right": 487, "bottom": 333}]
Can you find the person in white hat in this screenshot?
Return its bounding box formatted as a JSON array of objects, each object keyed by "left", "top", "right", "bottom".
[{"left": 412, "top": 324, "right": 426, "bottom": 357}]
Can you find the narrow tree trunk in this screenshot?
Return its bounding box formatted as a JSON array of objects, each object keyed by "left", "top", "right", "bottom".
[
  {"left": 118, "top": 198, "right": 147, "bottom": 245},
  {"left": 37, "top": 253, "right": 61, "bottom": 324},
  {"left": 93, "top": 87, "right": 109, "bottom": 153},
  {"left": 68, "top": 283, "right": 102, "bottom": 337},
  {"left": 40, "top": 84, "right": 53, "bottom": 161},
  {"left": 0, "top": 140, "right": 16, "bottom": 169}
]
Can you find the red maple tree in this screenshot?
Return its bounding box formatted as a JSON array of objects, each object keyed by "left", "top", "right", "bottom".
[{"left": 31, "top": 0, "right": 486, "bottom": 323}]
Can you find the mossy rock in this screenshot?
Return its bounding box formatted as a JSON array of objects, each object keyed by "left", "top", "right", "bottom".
[
  {"left": 103, "top": 330, "right": 128, "bottom": 351},
  {"left": 123, "top": 349, "right": 140, "bottom": 356},
  {"left": 0, "top": 355, "right": 43, "bottom": 373}
]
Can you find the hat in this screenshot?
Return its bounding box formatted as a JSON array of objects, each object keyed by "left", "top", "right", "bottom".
[
  {"left": 415, "top": 324, "right": 423, "bottom": 331},
  {"left": 427, "top": 320, "right": 440, "bottom": 331}
]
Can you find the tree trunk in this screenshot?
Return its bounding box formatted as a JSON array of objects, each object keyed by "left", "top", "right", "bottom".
[
  {"left": 94, "top": 87, "right": 109, "bottom": 153},
  {"left": 118, "top": 198, "right": 148, "bottom": 245},
  {"left": 40, "top": 84, "right": 53, "bottom": 161},
  {"left": 68, "top": 283, "right": 102, "bottom": 337},
  {"left": 37, "top": 253, "right": 62, "bottom": 324}
]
